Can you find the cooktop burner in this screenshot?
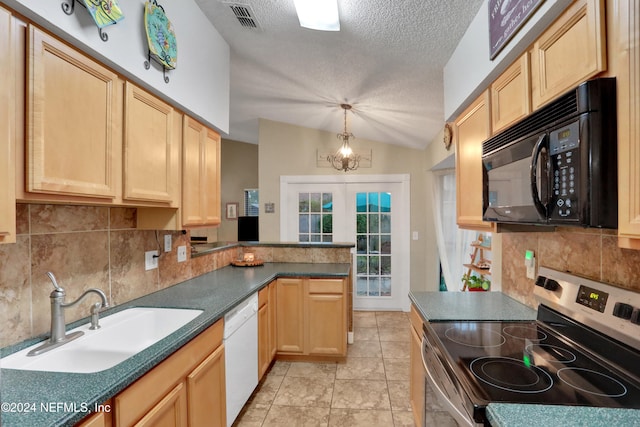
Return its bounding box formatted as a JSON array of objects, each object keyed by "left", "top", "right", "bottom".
[
  {"left": 444, "top": 326, "right": 505, "bottom": 347},
  {"left": 557, "top": 368, "right": 628, "bottom": 398},
  {"left": 525, "top": 343, "right": 577, "bottom": 364},
  {"left": 503, "top": 325, "right": 547, "bottom": 341},
  {"left": 470, "top": 356, "right": 554, "bottom": 393}
]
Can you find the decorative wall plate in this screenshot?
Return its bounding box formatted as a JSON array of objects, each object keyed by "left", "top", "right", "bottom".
[
  {"left": 144, "top": 1, "right": 177, "bottom": 70},
  {"left": 82, "top": 0, "right": 124, "bottom": 29}
]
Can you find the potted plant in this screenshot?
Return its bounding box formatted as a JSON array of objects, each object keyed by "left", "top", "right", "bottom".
[{"left": 462, "top": 273, "right": 490, "bottom": 291}]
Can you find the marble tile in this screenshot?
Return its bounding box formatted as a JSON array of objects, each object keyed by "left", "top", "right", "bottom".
[
  {"left": 110, "top": 230, "right": 159, "bottom": 307},
  {"left": 234, "top": 405, "right": 268, "bottom": 427},
  {"left": 30, "top": 205, "right": 108, "bottom": 234},
  {"left": 538, "top": 230, "right": 601, "bottom": 280},
  {"left": 376, "top": 313, "right": 409, "bottom": 329},
  {"left": 346, "top": 340, "right": 382, "bottom": 358},
  {"left": 31, "top": 232, "right": 109, "bottom": 335},
  {"left": 310, "top": 248, "right": 352, "bottom": 264},
  {"left": 190, "top": 252, "right": 215, "bottom": 277},
  {"left": 601, "top": 236, "right": 640, "bottom": 292},
  {"left": 335, "top": 357, "right": 385, "bottom": 381},
  {"left": 287, "top": 362, "right": 337, "bottom": 379},
  {"left": 272, "top": 247, "right": 312, "bottom": 263},
  {"left": 387, "top": 380, "right": 411, "bottom": 411},
  {"left": 331, "top": 379, "right": 390, "bottom": 410},
  {"left": 353, "top": 311, "right": 377, "bottom": 328},
  {"left": 328, "top": 409, "right": 394, "bottom": 427},
  {"left": 0, "top": 236, "right": 32, "bottom": 347},
  {"left": 381, "top": 340, "right": 410, "bottom": 359},
  {"left": 269, "top": 360, "right": 291, "bottom": 376},
  {"left": 500, "top": 232, "right": 540, "bottom": 308},
  {"left": 383, "top": 358, "right": 410, "bottom": 381},
  {"left": 272, "top": 376, "right": 334, "bottom": 408},
  {"left": 263, "top": 406, "right": 330, "bottom": 427},
  {"left": 353, "top": 327, "right": 379, "bottom": 342},
  {"left": 392, "top": 410, "right": 416, "bottom": 427},
  {"left": 109, "top": 207, "right": 136, "bottom": 229},
  {"left": 250, "top": 374, "right": 284, "bottom": 408},
  {"left": 159, "top": 231, "right": 192, "bottom": 289},
  {"left": 15, "top": 204, "right": 29, "bottom": 235},
  {"left": 242, "top": 246, "right": 273, "bottom": 263},
  {"left": 378, "top": 327, "right": 410, "bottom": 342}
]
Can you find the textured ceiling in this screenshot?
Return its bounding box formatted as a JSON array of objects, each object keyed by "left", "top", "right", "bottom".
[{"left": 195, "top": 0, "right": 484, "bottom": 149}]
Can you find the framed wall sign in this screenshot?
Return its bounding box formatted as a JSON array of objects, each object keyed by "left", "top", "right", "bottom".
[
  {"left": 226, "top": 202, "right": 238, "bottom": 220},
  {"left": 489, "top": 0, "right": 545, "bottom": 59}
]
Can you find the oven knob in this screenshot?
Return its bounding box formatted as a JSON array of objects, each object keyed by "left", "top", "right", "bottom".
[
  {"left": 613, "top": 302, "right": 634, "bottom": 320},
  {"left": 544, "top": 279, "right": 559, "bottom": 291},
  {"left": 631, "top": 309, "right": 640, "bottom": 325},
  {"left": 535, "top": 276, "right": 547, "bottom": 287}
]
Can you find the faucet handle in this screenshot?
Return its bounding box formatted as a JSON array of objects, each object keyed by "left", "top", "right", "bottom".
[{"left": 46, "top": 272, "right": 64, "bottom": 293}]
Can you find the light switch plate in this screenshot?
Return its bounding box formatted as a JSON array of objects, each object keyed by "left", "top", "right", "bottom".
[
  {"left": 177, "top": 245, "right": 187, "bottom": 263},
  {"left": 164, "top": 234, "right": 172, "bottom": 252}
]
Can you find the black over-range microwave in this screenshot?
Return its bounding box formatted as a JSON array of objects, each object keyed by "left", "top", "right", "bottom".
[{"left": 482, "top": 77, "right": 617, "bottom": 228}]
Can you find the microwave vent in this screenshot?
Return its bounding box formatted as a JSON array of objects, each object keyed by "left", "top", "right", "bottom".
[{"left": 483, "top": 90, "right": 578, "bottom": 156}]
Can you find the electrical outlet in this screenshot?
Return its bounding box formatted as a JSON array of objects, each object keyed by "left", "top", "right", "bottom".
[
  {"left": 177, "top": 245, "right": 187, "bottom": 263},
  {"left": 164, "top": 234, "right": 172, "bottom": 252},
  {"left": 145, "top": 250, "right": 159, "bottom": 271}
]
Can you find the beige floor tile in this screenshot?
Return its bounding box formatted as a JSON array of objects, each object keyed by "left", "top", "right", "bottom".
[
  {"left": 263, "top": 406, "right": 330, "bottom": 426},
  {"left": 376, "top": 315, "right": 410, "bottom": 329},
  {"left": 391, "top": 410, "right": 416, "bottom": 427},
  {"left": 329, "top": 408, "right": 394, "bottom": 427},
  {"left": 336, "top": 357, "right": 386, "bottom": 381},
  {"left": 347, "top": 340, "right": 382, "bottom": 358},
  {"left": 381, "top": 340, "right": 410, "bottom": 359},
  {"left": 383, "top": 358, "right": 410, "bottom": 381},
  {"left": 378, "top": 327, "right": 410, "bottom": 342},
  {"left": 387, "top": 381, "right": 411, "bottom": 411},
  {"left": 250, "top": 374, "right": 285, "bottom": 408},
  {"left": 353, "top": 312, "right": 378, "bottom": 328},
  {"left": 353, "top": 326, "right": 379, "bottom": 341},
  {"left": 331, "top": 379, "right": 390, "bottom": 410},
  {"left": 287, "top": 362, "right": 337, "bottom": 378},
  {"left": 273, "top": 376, "right": 334, "bottom": 408},
  {"left": 234, "top": 405, "right": 268, "bottom": 427},
  {"left": 425, "top": 410, "right": 459, "bottom": 427},
  {"left": 269, "top": 360, "right": 291, "bottom": 376}
]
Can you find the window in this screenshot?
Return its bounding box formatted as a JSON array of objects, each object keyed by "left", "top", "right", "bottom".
[
  {"left": 298, "top": 192, "right": 333, "bottom": 242},
  {"left": 244, "top": 189, "right": 259, "bottom": 216}
]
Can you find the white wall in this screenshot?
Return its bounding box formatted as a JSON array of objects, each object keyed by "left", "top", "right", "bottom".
[
  {"left": 444, "top": 0, "right": 573, "bottom": 121},
  {"left": 2, "top": 0, "right": 229, "bottom": 134}
]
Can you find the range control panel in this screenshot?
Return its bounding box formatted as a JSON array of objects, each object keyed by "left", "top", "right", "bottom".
[
  {"left": 548, "top": 121, "right": 580, "bottom": 221},
  {"left": 535, "top": 267, "right": 640, "bottom": 351}
]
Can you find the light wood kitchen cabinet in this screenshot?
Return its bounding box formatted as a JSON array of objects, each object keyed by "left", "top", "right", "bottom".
[
  {"left": 276, "top": 277, "right": 347, "bottom": 357},
  {"left": 490, "top": 53, "right": 531, "bottom": 134},
  {"left": 616, "top": 0, "right": 640, "bottom": 250},
  {"left": 258, "top": 286, "right": 271, "bottom": 379},
  {"left": 25, "top": 25, "right": 121, "bottom": 200},
  {"left": 276, "top": 278, "right": 305, "bottom": 354},
  {"left": 182, "top": 116, "right": 221, "bottom": 227},
  {"left": 454, "top": 91, "right": 495, "bottom": 232},
  {"left": 269, "top": 281, "right": 277, "bottom": 360},
  {"left": 114, "top": 319, "right": 225, "bottom": 427},
  {"left": 0, "top": 6, "right": 16, "bottom": 244},
  {"left": 530, "top": 0, "right": 606, "bottom": 109},
  {"left": 409, "top": 305, "right": 425, "bottom": 427},
  {"left": 307, "top": 279, "right": 346, "bottom": 356},
  {"left": 123, "top": 82, "right": 180, "bottom": 206},
  {"left": 76, "top": 408, "right": 112, "bottom": 427}
]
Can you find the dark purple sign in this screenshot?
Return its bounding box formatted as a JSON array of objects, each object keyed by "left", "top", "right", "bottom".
[{"left": 489, "top": 0, "right": 545, "bottom": 59}]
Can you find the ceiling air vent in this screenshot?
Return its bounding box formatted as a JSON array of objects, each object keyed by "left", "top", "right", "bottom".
[{"left": 223, "top": 3, "right": 262, "bottom": 30}]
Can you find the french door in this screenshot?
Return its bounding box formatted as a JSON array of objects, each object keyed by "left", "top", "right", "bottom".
[{"left": 281, "top": 175, "right": 410, "bottom": 311}]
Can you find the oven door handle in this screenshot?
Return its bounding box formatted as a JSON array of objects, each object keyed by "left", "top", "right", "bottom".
[{"left": 422, "top": 336, "right": 474, "bottom": 427}]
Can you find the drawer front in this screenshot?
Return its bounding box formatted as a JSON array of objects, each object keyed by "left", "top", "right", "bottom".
[{"left": 308, "top": 279, "right": 344, "bottom": 294}]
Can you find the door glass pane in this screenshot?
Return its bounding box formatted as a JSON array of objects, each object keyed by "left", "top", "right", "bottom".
[
  {"left": 298, "top": 192, "right": 333, "bottom": 242},
  {"left": 355, "top": 192, "right": 392, "bottom": 298}
]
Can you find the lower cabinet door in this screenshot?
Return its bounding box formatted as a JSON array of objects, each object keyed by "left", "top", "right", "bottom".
[
  {"left": 186, "top": 344, "right": 226, "bottom": 427},
  {"left": 134, "top": 383, "right": 187, "bottom": 427},
  {"left": 258, "top": 302, "right": 270, "bottom": 380},
  {"left": 307, "top": 293, "right": 345, "bottom": 356}
]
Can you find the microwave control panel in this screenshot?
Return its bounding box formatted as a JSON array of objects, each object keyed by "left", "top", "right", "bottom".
[{"left": 549, "top": 121, "right": 580, "bottom": 221}]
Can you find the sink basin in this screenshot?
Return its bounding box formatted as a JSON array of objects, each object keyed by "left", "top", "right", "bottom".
[{"left": 1, "top": 307, "right": 203, "bottom": 373}]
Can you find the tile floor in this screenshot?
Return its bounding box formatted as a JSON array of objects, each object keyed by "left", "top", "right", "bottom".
[{"left": 233, "top": 311, "right": 459, "bottom": 427}]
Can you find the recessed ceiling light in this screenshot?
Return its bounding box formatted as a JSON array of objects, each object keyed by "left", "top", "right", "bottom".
[{"left": 293, "top": 0, "right": 340, "bottom": 31}]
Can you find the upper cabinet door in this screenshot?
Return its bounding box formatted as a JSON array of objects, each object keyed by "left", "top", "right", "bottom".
[
  {"left": 123, "top": 82, "right": 177, "bottom": 205},
  {"left": 182, "top": 116, "right": 205, "bottom": 226},
  {"left": 454, "top": 91, "right": 494, "bottom": 232},
  {"left": 530, "top": 0, "right": 606, "bottom": 109},
  {"left": 0, "top": 6, "right": 16, "bottom": 244},
  {"left": 490, "top": 53, "right": 531, "bottom": 134},
  {"left": 203, "top": 128, "right": 221, "bottom": 225},
  {"left": 26, "top": 25, "right": 119, "bottom": 198}
]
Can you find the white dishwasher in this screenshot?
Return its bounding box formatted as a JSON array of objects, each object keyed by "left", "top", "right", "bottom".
[{"left": 223, "top": 293, "right": 258, "bottom": 427}]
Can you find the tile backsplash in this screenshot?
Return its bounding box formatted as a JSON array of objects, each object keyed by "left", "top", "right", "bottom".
[
  {"left": 0, "top": 204, "right": 352, "bottom": 349},
  {"left": 501, "top": 227, "right": 640, "bottom": 308}
]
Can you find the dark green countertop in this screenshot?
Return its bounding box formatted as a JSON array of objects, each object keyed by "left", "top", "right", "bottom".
[{"left": 0, "top": 263, "right": 350, "bottom": 427}]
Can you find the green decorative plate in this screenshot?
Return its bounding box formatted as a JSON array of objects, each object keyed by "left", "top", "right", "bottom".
[
  {"left": 144, "top": 1, "right": 177, "bottom": 70},
  {"left": 83, "top": 0, "right": 124, "bottom": 29}
]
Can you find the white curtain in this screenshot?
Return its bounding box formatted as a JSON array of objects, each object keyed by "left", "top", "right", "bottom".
[{"left": 431, "top": 171, "right": 476, "bottom": 292}]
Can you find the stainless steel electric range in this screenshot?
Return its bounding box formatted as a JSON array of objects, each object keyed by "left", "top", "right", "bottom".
[{"left": 422, "top": 267, "right": 640, "bottom": 426}]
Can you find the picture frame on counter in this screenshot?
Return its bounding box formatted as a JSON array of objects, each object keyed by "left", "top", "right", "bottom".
[{"left": 226, "top": 202, "right": 238, "bottom": 220}]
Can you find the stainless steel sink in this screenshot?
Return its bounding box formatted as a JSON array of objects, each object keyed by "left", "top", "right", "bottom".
[{"left": 1, "top": 307, "right": 203, "bottom": 373}]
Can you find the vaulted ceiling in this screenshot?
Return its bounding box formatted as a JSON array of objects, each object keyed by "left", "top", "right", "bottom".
[{"left": 195, "top": 0, "right": 484, "bottom": 149}]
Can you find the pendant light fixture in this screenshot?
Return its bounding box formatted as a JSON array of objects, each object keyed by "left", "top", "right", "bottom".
[{"left": 328, "top": 104, "right": 360, "bottom": 172}]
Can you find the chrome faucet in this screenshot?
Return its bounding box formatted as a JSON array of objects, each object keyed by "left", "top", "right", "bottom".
[{"left": 27, "top": 272, "right": 109, "bottom": 356}]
